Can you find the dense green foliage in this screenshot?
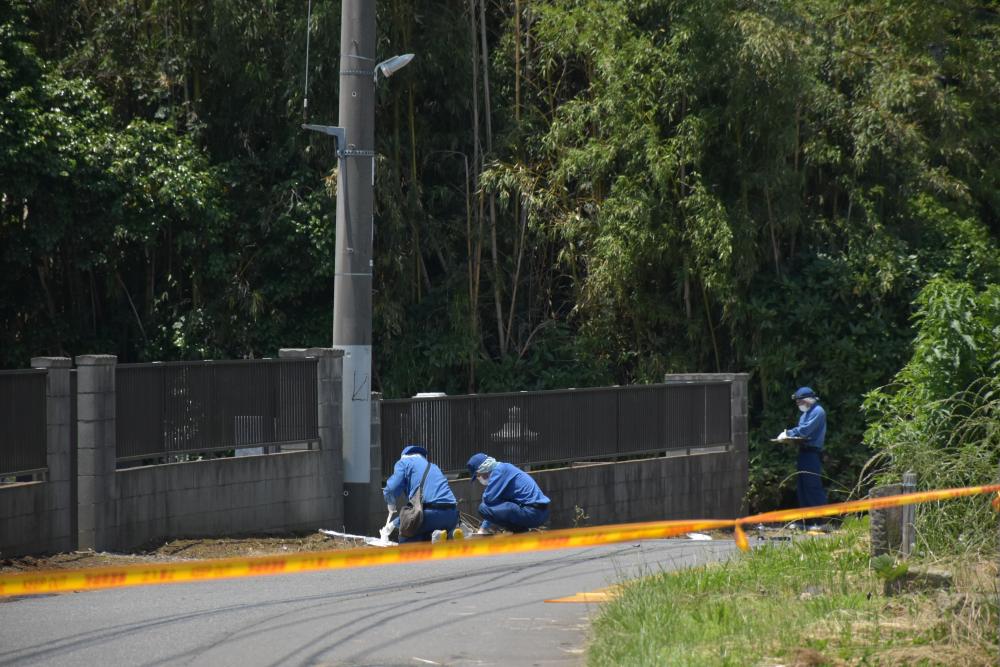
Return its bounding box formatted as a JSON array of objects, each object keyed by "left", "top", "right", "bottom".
[
  {"left": 863, "top": 278, "right": 1000, "bottom": 550},
  {"left": 2, "top": 1, "right": 998, "bottom": 509}
]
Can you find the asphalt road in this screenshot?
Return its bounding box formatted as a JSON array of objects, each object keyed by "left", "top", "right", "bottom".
[{"left": 0, "top": 538, "right": 739, "bottom": 667}]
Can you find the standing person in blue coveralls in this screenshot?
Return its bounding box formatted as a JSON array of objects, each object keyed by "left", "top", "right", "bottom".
[
  {"left": 383, "top": 445, "right": 459, "bottom": 543},
  {"left": 466, "top": 452, "right": 550, "bottom": 534},
  {"left": 776, "top": 387, "right": 829, "bottom": 515}
]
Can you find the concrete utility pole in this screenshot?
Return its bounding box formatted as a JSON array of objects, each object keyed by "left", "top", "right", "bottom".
[
  {"left": 333, "top": 0, "right": 376, "bottom": 489},
  {"left": 305, "top": 3, "right": 410, "bottom": 529}
]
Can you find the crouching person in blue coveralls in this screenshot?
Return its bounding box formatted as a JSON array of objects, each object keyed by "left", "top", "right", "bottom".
[
  {"left": 384, "top": 445, "right": 459, "bottom": 543},
  {"left": 776, "top": 386, "right": 829, "bottom": 511},
  {"left": 466, "top": 452, "right": 550, "bottom": 534}
]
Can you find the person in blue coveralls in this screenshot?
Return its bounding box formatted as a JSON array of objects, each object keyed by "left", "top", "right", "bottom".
[
  {"left": 466, "top": 452, "right": 550, "bottom": 534},
  {"left": 776, "top": 386, "right": 829, "bottom": 510},
  {"left": 383, "top": 445, "right": 458, "bottom": 542}
]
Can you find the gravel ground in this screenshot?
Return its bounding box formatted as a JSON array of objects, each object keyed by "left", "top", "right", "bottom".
[{"left": 0, "top": 532, "right": 361, "bottom": 573}]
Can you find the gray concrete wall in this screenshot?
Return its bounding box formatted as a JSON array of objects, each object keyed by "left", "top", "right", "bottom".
[
  {"left": 0, "top": 358, "right": 75, "bottom": 557},
  {"left": 450, "top": 447, "right": 744, "bottom": 529},
  {"left": 114, "top": 448, "right": 340, "bottom": 549}
]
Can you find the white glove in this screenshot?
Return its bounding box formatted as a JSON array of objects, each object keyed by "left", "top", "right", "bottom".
[
  {"left": 776, "top": 430, "right": 788, "bottom": 441},
  {"left": 387, "top": 503, "right": 397, "bottom": 513}
]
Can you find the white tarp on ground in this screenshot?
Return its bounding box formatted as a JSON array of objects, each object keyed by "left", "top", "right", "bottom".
[{"left": 319, "top": 529, "right": 396, "bottom": 548}]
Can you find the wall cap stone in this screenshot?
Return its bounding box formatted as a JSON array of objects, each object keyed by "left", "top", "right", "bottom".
[
  {"left": 31, "top": 357, "right": 73, "bottom": 369},
  {"left": 75, "top": 355, "right": 117, "bottom": 365},
  {"left": 279, "top": 348, "right": 345, "bottom": 360},
  {"left": 663, "top": 373, "right": 750, "bottom": 382}
]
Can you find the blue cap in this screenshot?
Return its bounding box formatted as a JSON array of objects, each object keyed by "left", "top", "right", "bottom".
[
  {"left": 401, "top": 444, "right": 428, "bottom": 457},
  {"left": 791, "top": 387, "right": 817, "bottom": 401},
  {"left": 467, "top": 452, "right": 487, "bottom": 479}
]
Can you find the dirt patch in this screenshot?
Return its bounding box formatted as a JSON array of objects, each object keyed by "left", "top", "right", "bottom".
[{"left": 0, "top": 532, "right": 361, "bottom": 573}]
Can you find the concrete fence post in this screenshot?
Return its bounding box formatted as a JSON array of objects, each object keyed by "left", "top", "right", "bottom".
[
  {"left": 30, "top": 356, "right": 75, "bottom": 552},
  {"left": 75, "top": 355, "right": 117, "bottom": 552},
  {"left": 900, "top": 471, "right": 917, "bottom": 558},
  {"left": 731, "top": 374, "right": 750, "bottom": 516},
  {"left": 870, "top": 483, "right": 903, "bottom": 557}
]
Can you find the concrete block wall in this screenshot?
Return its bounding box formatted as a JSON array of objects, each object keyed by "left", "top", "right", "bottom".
[
  {"left": 114, "top": 449, "right": 340, "bottom": 549},
  {"left": 0, "top": 358, "right": 75, "bottom": 557}
]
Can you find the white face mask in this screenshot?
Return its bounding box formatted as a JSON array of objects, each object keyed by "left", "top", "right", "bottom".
[
  {"left": 798, "top": 403, "right": 809, "bottom": 413},
  {"left": 477, "top": 475, "right": 488, "bottom": 486}
]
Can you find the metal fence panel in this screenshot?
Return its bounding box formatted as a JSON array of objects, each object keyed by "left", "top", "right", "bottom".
[
  {"left": 381, "top": 381, "right": 735, "bottom": 478},
  {"left": 116, "top": 359, "right": 318, "bottom": 460},
  {"left": 618, "top": 385, "right": 667, "bottom": 454},
  {"left": 664, "top": 384, "right": 704, "bottom": 449},
  {"left": 705, "top": 383, "right": 732, "bottom": 444},
  {"left": 0, "top": 370, "right": 47, "bottom": 477}
]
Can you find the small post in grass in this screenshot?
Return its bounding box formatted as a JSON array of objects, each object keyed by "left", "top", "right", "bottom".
[{"left": 900, "top": 471, "right": 917, "bottom": 558}]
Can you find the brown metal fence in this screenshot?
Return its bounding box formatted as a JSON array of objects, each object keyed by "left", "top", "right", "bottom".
[
  {"left": 0, "top": 369, "right": 48, "bottom": 477},
  {"left": 116, "top": 359, "right": 319, "bottom": 460},
  {"left": 381, "top": 382, "right": 732, "bottom": 477}
]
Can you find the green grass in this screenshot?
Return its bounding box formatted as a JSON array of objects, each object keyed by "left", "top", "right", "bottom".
[{"left": 587, "top": 518, "right": 998, "bottom": 666}]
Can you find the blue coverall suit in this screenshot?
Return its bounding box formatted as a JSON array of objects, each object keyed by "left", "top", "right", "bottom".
[
  {"left": 479, "top": 462, "right": 550, "bottom": 532},
  {"left": 383, "top": 446, "right": 458, "bottom": 542},
  {"left": 786, "top": 403, "right": 828, "bottom": 508}
]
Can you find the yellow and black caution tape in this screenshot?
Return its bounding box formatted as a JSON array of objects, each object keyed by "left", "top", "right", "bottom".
[
  {"left": 732, "top": 482, "right": 1000, "bottom": 551},
  {"left": 2, "top": 483, "right": 998, "bottom": 597}
]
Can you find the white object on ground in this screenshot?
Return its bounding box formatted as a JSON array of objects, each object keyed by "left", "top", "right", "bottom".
[
  {"left": 686, "top": 532, "right": 712, "bottom": 541},
  {"left": 318, "top": 529, "right": 396, "bottom": 547}
]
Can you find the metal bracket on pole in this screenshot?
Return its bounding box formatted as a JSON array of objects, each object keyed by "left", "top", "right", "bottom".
[{"left": 302, "top": 124, "right": 346, "bottom": 157}]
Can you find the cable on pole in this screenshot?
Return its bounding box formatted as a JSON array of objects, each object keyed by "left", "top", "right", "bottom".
[{"left": 303, "top": 0, "right": 313, "bottom": 122}]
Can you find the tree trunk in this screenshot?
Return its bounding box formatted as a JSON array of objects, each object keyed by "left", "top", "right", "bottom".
[
  {"left": 468, "top": 0, "right": 482, "bottom": 389},
  {"left": 478, "top": 0, "right": 505, "bottom": 355},
  {"left": 701, "top": 281, "right": 721, "bottom": 372},
  {"left": 764, "top": 185, "right": 780, "bottom": 276},
  {"left": 514, "top": 0, "right": 521, "bottom": 122},
  {"left": 505, "top": 195, "right": 529, "bottom": 351}
]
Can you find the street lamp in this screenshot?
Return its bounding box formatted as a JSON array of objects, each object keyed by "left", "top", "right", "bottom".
[{"left": 375, "top": 53, "right": 415, "bottom": 83}]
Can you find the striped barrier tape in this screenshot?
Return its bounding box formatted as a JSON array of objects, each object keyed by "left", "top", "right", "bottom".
[
  {"left": 2, "top": 483, "right": 998, "bottom": 597},
  {"left": 731, "top": 482, "right": 1000, "bottom": 551}
]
